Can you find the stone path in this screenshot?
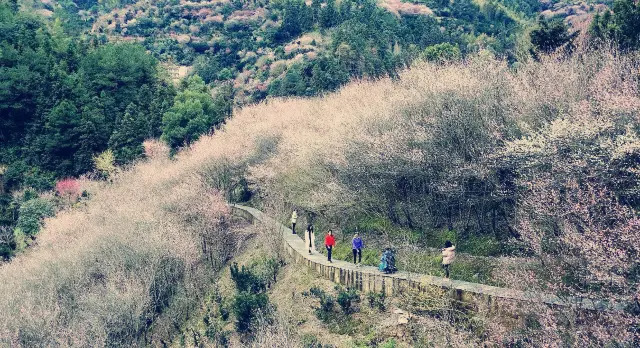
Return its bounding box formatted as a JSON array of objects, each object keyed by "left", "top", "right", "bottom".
[{"left": 231, "top": 204, "right": 624, "bottom": 312}]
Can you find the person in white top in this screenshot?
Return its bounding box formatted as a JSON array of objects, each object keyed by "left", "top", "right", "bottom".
[
  {"left": 441, "top": 240, "right": 456, "bottom": 279},
  {"left": 290, "top": 209, "right": 297, "bottom": 234},
  {"left": 305, "top": 223, "right": 316, "bottom": 254}
]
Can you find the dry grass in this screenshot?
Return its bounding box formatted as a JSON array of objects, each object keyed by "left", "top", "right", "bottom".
[{"left": 0, "top": 144, "right": 236, "bottom": 346}]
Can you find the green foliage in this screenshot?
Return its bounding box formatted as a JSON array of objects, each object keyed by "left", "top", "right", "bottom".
[
  {"left": 449, "top": 258, "right": 496, "bottom": 284},
  {"left": 308, "top": 286, "right": 335, "bottom": 315},
  {"left": 306, "top": 286, "right": 360, "bottom": 334},
  {"left": 184, "top": 0, "right": 522, "bottom": 103},
  {"left": 423, "top": 43, "right": 462, "bottom": 63},
  {"left": 590, "top": 0, "right": 640, "bottom": 51},
  {"left": 0, "top": 3, "right": 174, "bottom": 240},
  {"left": 229, "top": 262, "right": 271, "bottom": 333},
  {"left": 458, "top": 235, "right": 502, "bottom": 257},
  {"left": 0, "top": 227, "right": 16, "bottom": 259},
  {"left": 162, "top": 75, "right": 231, "bottom": 150},
  {"left": 331, "top": 243, "right": 378, "bottom": 266},
  {"left": 380, "top": 339, "right": 397, "bottom": 348},
  {"left": 275, "top": 0, "right": 313, "bottom": 42},
  {"left": 301, "top": 333, "right": 323, "bottom": 348},
  {"left": 421, "top": 229, "right": 458, "bottom": 249},
  {"left": 336, "top": 286, "right": 359, "bottom": 314},
  {"left": 230, "top": 262, "right": 266, "bottom": 294},
  {"left": 233, "top": 291, "right": 269, "bottom": 333},
  {"left": 529, "top": 16, "right": 578, "bottom": 56},
  {"left": 366, "top": 291, "right": 386, "bottom": 311},
  {"left": 16, "top": 198, "right": 55, "bottom": 236},
  {"left": 249, "top": 256, "right": 281, "bottom": 288},
  {"left": 13, "top": 227, "right": 28, "bottom": 252},
  {"left": 93, "top": 149, "right": 117, "bottom": 179}
]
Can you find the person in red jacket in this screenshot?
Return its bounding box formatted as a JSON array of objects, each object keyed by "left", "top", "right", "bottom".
[{"left": 324, "top": 230, "right": 336, "bottom": 263}]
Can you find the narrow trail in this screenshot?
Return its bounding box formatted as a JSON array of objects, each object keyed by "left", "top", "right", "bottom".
[{"left": 231, "top": 204, "right": 623, "bottom": 312}]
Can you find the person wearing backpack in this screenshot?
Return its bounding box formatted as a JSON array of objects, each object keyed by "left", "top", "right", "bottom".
[
  {"left": 352, "top": 233, "right": 364, "bottom": 266},
  {"left": 325, "top": 230, "right": 336, "bottom": 262},
  {"left": 290, "top": 209, "right": 298, "bottom": 234},
  {"left": 379, "top": 248, "right": 397, "bottom": 274},
  {"left": 305, "top": 223, "right": 316, "bottom": 254},
  {"left": 441, "top": 240, "right": 456, "bottom": 279}
]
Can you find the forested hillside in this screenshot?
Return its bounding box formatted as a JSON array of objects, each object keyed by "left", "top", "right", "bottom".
[
  {"left": 0, "top": 0, "right": 232, "bottom": 257},
  {"left": 87, "top": 0, "right": 525, "bottom": 103}
]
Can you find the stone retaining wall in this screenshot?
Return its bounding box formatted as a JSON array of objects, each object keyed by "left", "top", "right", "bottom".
[{"left": 230, "top": 204, "right": 621, "bottom": 312}]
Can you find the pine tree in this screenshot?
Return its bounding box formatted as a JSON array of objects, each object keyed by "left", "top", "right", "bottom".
[
  {"left": 529, "top": 16, "right": 578, "bottom": 56},
  {"left": 108, "top": 103, "right": 145, "bottom": 163}
]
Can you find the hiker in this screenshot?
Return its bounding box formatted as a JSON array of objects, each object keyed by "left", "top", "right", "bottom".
[
  {"left": 441, "top": 240, "right": 456, "bottom": 279},
  {"left": 325, "top": 230, "right": 336, "bottom": 263},
  {"left": 379, "top": 248, "right": 397, "bottom": 274},
  {"left": 291, "top": 209, "right": 298, "bottom": 234},
  {"left": 352, "top": 233, "right": 363, "bottom": 266},
  {"left": 305, "top": 223, "right": 316, "bottom": 254}
]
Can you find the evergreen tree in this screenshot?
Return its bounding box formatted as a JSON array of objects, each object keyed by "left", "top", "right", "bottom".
[
  {"left": 108, "top": 103, "right": 146, "bottom": 163},
  {"left": 34, "top": 100, "right": 82, "bottom": 176},
  {"left": 276, "top": 0, "right": 313, "bottom": 42},
  {"left": 320, "top": 0, "right": 339, "bottom": 29},
  {"left": 529, "top": 16, "right": 578, "bottom": 56},
  {"left": 74, "top": 98, "right": 109, "bottom": 174},
  {"left": 590, "top": 0, "right": 640, "bottom": 51},
  {"left": 311, "top": 0, "right": 322, "bottom": 24}
]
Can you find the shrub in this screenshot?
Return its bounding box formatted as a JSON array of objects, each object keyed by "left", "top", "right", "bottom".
[
  {"left": 143, "top": 139, "right": 170, "bottom": 160},
  {"left": 205, "top": 322, "right": 230, "bottom": 347},
  {"left": 16, "top": 197, "right": 55, "bottom": 236},
  {"left": 309, "top": 287, "right": 335, "bottom": 315},
  {"left": 367, "top": 291, "right": 386, "bottom": 311},
  {"left": 230, "top": 262, "right": 267, "bottom": 293},
  {"left": 459, "top": 235, "right": 502, "bottom": 257},
  {"left": 93, "top": 149, "right": 117, "bottom": 179},
  {"left": 381, "top": 339, "right": 397, "bottom": 348},
  {"left": 0, "top": 226, "right": 14, "bottom": 259},
  {"left": 55, "top": 178, "right": 81, "bottom": 203},
  {"left": 423, "top": 43, "right": 461, "bottom": 63},
  {"left": 336, "top": 287, "right": 359, "bottom": 314},
  {"left": 12, "top": 228, "right": 27, "bottom": 252},
  {"left": 301, "top": 333, "right": 323, "bottom": 348},
  {"left": 233, "top": 292, "right": 269, "bottom": 333},
  {"left": 250, "top": 257, "right": 281, "bottom": 288},
  {"left": 230, "top": 262, "right": 271, "bottom": 333}
]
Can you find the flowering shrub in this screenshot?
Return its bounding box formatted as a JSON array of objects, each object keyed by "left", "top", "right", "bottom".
[
  {"left": 55, "top": 178, "right": 81, "bottom": 203},
  {"left": 143, "top": 139, "right": 170, "bottom": 160}
]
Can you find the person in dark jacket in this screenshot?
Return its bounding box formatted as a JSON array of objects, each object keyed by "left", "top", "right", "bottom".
[
  {"left": 305, "top": 223, "right": 316, "bottom": 254},
  {"left": 352, "top": 233, "right": 364, "bottom": 266},
  {"left": 290, "top": 209, "right": 298, "bottom": 234},
  {"left": 325, "top": 230, "right": 336, "bottom": 262}
]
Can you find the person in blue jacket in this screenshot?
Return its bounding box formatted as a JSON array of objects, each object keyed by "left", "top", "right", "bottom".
[
  {"left": 379, "top": 248, "right": 397, "bottom": 274},
  {"left": 352, "top": 233, "right": 364, "bottom": 266}
]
